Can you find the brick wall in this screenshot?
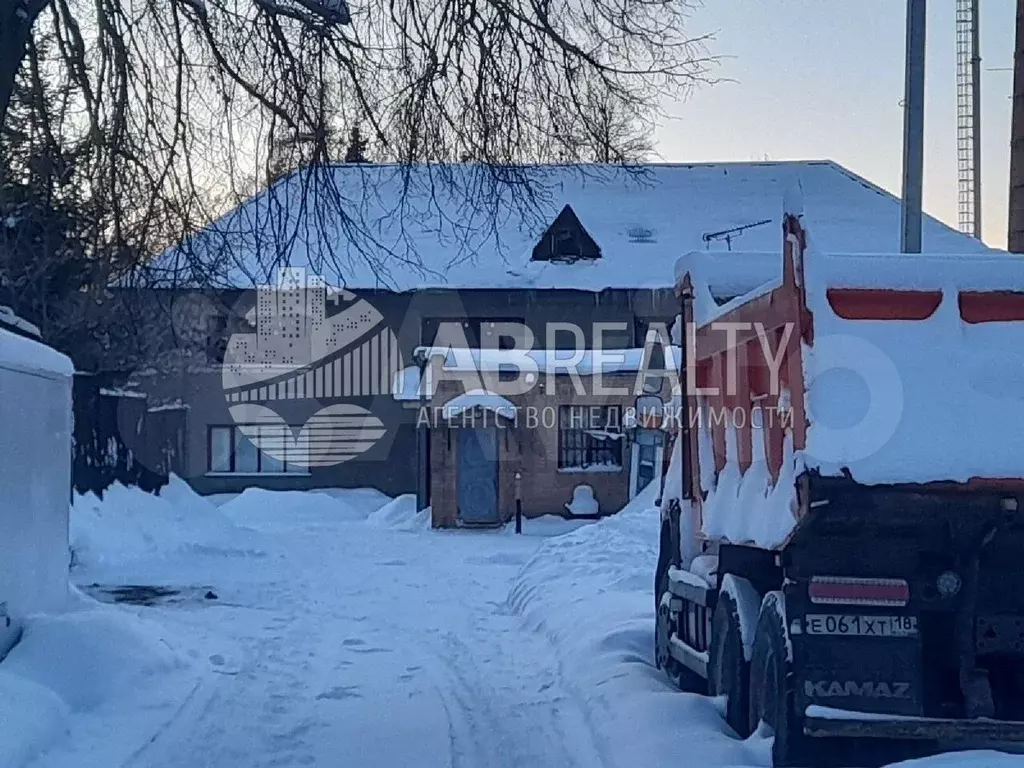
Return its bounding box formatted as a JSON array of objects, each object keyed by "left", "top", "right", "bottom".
[{"left": 428, "top": 370, "right": 672, "bottom": 527}]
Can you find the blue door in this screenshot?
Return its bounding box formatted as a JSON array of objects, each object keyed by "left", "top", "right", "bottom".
[{"left": 457, "top": 428, "right": 500, "bottom": 525}]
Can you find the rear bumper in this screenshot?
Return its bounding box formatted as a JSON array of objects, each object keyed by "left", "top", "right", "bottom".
[{"left": 805, "top": 714, "right": 1024, "bottom": 742}]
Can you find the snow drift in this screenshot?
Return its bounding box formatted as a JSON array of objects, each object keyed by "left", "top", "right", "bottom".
[
  {"left": 0, "top": 593, "right": 198, "bottom": 768},
  {"left": 508, "top": 483, "right": 765, "bottom": 768},
  {"left": 71, "top": 476, "right": 265, "bottom": 571},
  {"left": 219, "top": 486, "right": 391, "bottom": 529},
  {"left": 365, "top": 494, "right": 431, "bottom": 532}
]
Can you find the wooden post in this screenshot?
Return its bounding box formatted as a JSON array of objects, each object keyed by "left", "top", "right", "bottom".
[
  {"left": 1010, "top": 0, "right": 1024, "bottom": 250},
  {"left": 514, "top": 470, "right": 523, "bottom": 534}
]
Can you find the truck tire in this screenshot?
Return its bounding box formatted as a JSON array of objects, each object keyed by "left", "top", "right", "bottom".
[
  {"left": 709, "top": 589, "right": 750, "bottom": 738},
  {"left": 748, "top": 595, "right": 812, "bottom": 767}
]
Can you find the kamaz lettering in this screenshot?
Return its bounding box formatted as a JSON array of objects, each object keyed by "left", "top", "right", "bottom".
[{"left": 805, "top": 680, "right": 912, "bottom": 700}]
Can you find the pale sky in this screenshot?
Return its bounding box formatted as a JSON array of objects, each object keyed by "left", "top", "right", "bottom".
[{"left": 655, "top": 0, "right": 1016, "bottom": 248}]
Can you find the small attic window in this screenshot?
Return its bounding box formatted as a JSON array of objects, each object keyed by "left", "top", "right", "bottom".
[{"left": 532, "top": 204, "right": 601, "bottom": 263}]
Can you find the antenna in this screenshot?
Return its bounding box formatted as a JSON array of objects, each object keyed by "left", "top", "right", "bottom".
[
  {"left": 956, "top": 0, "right": 982, "bottom": 239},
  {"left": 701, "top": 219, "right": 772, "bottom": 251}
]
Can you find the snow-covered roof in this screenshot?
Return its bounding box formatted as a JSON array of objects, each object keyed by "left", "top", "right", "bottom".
[
  {"left": 440, "top": 390, "right": 517, "bottom": 420},
  {"left": 0, "top": 326, "right": 73, "bottom": 378},
  {"left": 415, "top": 346, "right": 680, "bottom": 375},
  {"left": 147, "top": 161, "right": 994, "bottom": 292}
]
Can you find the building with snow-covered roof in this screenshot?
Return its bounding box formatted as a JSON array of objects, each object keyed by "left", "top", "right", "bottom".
[{"left": 124, "top": 160, "right": 997, "bottom": 501}]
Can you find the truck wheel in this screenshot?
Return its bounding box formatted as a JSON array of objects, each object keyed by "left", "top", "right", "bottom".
[
  {"left": 748, "top": 596, "right": 811, "bottom": 767},
  {"left": 655, "top": 567, "right": 706, "bottom": 693},
  {"left": 709, "top": 590, "right": 750, "bottom": 738},
  {"left": 655, "top": 564, "right": 673, "bottom": 673}
]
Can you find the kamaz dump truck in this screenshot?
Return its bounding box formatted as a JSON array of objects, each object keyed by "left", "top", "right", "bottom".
[{"left": 654, "top": 205, "right": 1024, "bottom": 766}]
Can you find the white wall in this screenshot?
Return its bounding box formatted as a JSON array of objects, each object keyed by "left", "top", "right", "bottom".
[{"left": 0, "top": 331, "right": 73, "bottom": 639}]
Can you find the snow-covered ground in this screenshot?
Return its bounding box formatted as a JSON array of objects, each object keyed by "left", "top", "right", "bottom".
[{"left": 1, "top": 481, "right": 1019, "bottom": 767}]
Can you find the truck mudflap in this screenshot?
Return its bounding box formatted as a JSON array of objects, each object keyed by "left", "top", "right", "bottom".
[{"left": 803, "top": 707, "right": 1024, "bottom": 742}]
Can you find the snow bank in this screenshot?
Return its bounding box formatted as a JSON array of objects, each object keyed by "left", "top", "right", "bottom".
[
  {"left": 0, "top": 595, "right": 197, "bottom": 768},
  {"left": 219, "top": 486, "right": 390, "bottom": 528},
  {"left": 501, "top": 514, "right": 594, "bottom": 537},
  {"left": 509, "top": 483, "right": 761, "bottom": 768},
  {"left": 5, "top": 603, "right": 184, "bottom": 712},
  {"left": 365, "top": 494, "right": 431, "bottom": 531},
  {"left": 71, "top": 476, "right": 264, "bottom": 571},
  {"left": 890, "top": 752, "right": 1024, "bottom": 768},
  {"left": 0, "top": 671, "right": 67, "bottom": 767}
]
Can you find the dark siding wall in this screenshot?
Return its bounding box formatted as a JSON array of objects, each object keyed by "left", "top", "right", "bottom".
[{"left": 121, "top": 285, "right": 675, "bottom": 498}]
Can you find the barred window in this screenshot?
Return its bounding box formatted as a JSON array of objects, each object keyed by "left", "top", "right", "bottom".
[{"left": 558, "top": 405, "right": 623, "bottom": 470}]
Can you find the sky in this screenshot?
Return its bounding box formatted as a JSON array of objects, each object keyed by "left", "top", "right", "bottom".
[{"left": 654, "top": 0, "right": 1016, "bottom": 249}]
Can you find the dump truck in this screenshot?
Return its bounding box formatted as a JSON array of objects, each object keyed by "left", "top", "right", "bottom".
[{"left": 654, "top": 205, "right": 1024, "bottom": 765}]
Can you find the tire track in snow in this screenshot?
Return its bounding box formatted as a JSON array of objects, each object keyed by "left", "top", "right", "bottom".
[{"left": 99, "top": 520, "right": 613, "bottom": 768}]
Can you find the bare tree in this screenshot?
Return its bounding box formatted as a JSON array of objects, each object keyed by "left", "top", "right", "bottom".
[
  {"left": 579, "top": 91, "right": 655, "bottom": 164},
  {"left": 0, "top": 0, "right": 716, "bottom": 291}
]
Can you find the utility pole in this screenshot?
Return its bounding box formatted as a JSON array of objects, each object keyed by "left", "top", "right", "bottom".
[
  {"left": 901, "top": 0, "right": 927, "bottom": 254},
  {"left": 1010, "top": 0, "right": 1024, "bottom": 251}
]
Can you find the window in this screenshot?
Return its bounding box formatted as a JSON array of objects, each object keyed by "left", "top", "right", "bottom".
[
  {"left": 635, "top": 318, "right": 674, "bottom": 377},
  {"left": 531, "top": 204, "right": 601, "bottom": 262},
  {"left": 637, "top": 442, "right": 658, "bottom": 492},
  {"left": 594, "top": 321, "right": 633, "bottom": 349},
  {"left": 558, "top": 405, "right": 623, "bottom": 470},
  {"left": 207, "top": 425, "right": 309, "bottom": 475},
  {"left": 552, "top": 228, "right": 582, "bottom": 260}
]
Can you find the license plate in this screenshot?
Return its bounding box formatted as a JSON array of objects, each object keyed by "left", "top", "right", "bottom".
[{"left": 805, "top": 614, "right": 918, "bottom": 637}]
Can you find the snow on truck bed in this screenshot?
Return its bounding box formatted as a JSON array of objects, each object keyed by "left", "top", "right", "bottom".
[
  {"left": 679, "top": 243, "right": 1024, "bottom": 489},
  {"left": 803, "top": 249, "right": 1024, "bottom": 485}
]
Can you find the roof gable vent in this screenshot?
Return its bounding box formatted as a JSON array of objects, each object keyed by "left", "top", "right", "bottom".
[{"left": 531, "top": 204, "right": 601, "bottom": 263}]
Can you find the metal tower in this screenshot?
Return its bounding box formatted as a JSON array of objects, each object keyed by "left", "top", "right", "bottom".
[{"left": 956, "top": 0, "right": 982, "bottom": 238}]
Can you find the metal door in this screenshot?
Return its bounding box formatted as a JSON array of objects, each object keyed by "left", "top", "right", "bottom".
[{"left": 457, "top": 428, "right": 500, "bottom": 525}]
